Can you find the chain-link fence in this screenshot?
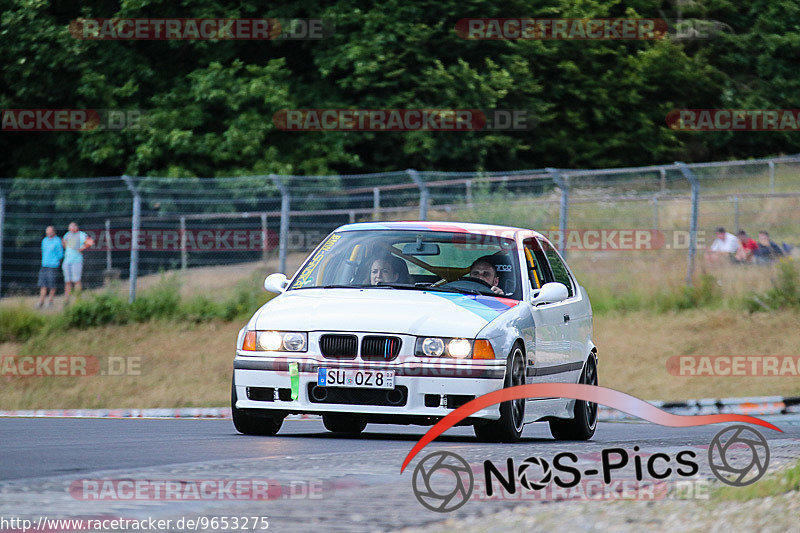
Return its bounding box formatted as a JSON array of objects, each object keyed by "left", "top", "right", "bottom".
[{"left": 2, "top": 154, "right": 799, "bottom": 301}]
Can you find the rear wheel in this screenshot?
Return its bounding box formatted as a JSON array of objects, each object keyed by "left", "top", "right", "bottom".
[
  {"left": 231, "top": 379, "right": 284, "bottom": 436},
  {"left": 549, "top": 355, "right": 598, "bottom": 441},
  {"left": 474, "top": 345, "right": 526, "bottom": 443},
  {"left": 323, "top": 414, "right": 367, "bottom": 435}
]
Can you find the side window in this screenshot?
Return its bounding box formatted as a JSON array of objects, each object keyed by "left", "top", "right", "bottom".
[
  {"left": 522, "top": 238, "right": 551, "bottom": 290},
  {"left": 541, "top": 240, "right": 574, "bottom": 297}
]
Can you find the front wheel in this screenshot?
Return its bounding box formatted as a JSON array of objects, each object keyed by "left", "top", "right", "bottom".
[
  {"left": 549, "top": 355, "right": 598, "bottom": 441},
  {"left": 231, "top": 379, "right": 284, "bottom": 436},
  {"left": 474, "top": 346, "right": 526, "bottom": 443}
]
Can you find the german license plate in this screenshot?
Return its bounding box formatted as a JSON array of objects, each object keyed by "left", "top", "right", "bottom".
[{"left": 317, "top": 368, "right": 395, "bottom": 389}]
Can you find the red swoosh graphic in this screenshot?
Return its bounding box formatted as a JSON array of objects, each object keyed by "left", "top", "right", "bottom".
[{"left": 400, "top": 384, "right": 782, "bottom": 473}]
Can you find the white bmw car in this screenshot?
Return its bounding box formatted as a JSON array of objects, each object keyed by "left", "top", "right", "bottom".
[{"left": 232, "top": 221, "right": 598, "bottom": 442}]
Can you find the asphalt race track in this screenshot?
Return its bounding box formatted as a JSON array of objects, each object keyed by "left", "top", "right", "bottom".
[{"left": 1, "top": 416, "right": 799, "bottom": 532}]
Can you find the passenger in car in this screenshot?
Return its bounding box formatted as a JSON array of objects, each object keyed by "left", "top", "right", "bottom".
[{"left": 469, "top": 257, "right": 505, "bottom": 295}]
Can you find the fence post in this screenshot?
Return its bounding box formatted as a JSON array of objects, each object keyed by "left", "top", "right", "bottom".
[
  {"left": 260, "top": 213, "right": 268, "bottom": 262},
  {"left": 407, "top": 169, "right": 428, "bottom": 220},
  {"left": 675, "top": 162, "right": 699, "bottom": 287},
  {"left": 121, "top": 176, "right": 140, "bottom": 302},
  {"left": 659, "top": 167, "right": 667, "bottom": 191},
  {"left": 547, "top": 168, "right": 568, "bottom": 257},
  {"left": 372, "top": 187, "right": 381, "bottom": 220},
  {"left": 105, "top": 219, "right": 112, "bottom": 271},
  {"left": 769, "top": 160, "right": 775, "bottom": 193},
  {"left": 733, "top": 196, "right": 739, "bottom": 232},
  {"left": 179, "top": 216, "right": 187, "bottom": 270},
  {"left": 270, "top": 175, "right": 290, "bottom": 274},
  {"left": 465, "top": 179, "right": 473, "bottom": 208},
  {"left": 653, "top": 197, "right": 659, "bottom": 230},
  {"left": 0, "top": 186, "right": 5, "bottom": 299}
]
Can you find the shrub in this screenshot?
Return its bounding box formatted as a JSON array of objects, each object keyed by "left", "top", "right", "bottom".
[
  {"left": 0, "top": 306, "right": 47, "bottom": 342},
  {"left": 220, "top": 283, "right": 269, "bottom": 321},
  {"left": 181, "top": 295, "right": 222, "bottom": 323},
  {"left": 746, "top": 258, "right": 800, "bottom": 311},
  {"left": 130, "top": 281, "right": 181, "bottom": 322},
  {"left": 62, "top": 292, "right": 130, "bottom": 328},
  {"left": 656, "top": 274, "right": 721, "bottom": 312}
]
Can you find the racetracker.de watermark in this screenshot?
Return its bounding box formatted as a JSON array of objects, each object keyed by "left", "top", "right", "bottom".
[
  {"left": 69, "top": 478, "right": 326, "bottom": 501},
  {"left": 1, "top": 109, "right": 142, "bottom": 131},
  {"left": 454, "top": 18, "right": 669, "bottom": 40},
  {"left": 68, "top": 18, "right": 332, "bottom": 40},
  {"left": 272, "top": 109, "right": 537, "bottom": 131},
  {"left": 666, "top": 109, "right": 800, "bottom": 131},
  {"left": 667, "top": 355, "right": 800, "bottom": 377},
  {"left": 83, "top": 228, "right": 279, "bottom": 252},
  {"left": 453, "top": 229, "right": 712, "bottom": 251},
  {"left": 0, "top": 356, "right": 142, "bottom": 377},
  {"left": 473, "top": 478, "right": 710, "bottom": 501}
]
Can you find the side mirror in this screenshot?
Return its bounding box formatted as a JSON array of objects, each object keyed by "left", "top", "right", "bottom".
[
  {"left": 531, "top": 282, "right": 568, "bottom": 305},
  {"left": 264, "top": 273, "right": 289, "bottom": 294}
]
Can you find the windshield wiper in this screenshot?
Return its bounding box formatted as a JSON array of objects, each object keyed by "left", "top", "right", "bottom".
[
  {"left": 398, "top": 283, "right": 483, "bottom": 296},
  {"left": 315, "top": 283, "right": 483, "bottom": 296},
  {"left": 316, "top": 284, "right": 394, "bottom": 289}
]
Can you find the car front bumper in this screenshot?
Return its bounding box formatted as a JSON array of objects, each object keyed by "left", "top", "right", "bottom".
[{"left": 233, "top": 354, "right": 506, "bottom": 420}]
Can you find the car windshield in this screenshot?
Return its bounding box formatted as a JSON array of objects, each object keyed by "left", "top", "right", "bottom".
[{"left": 288, "top": 230, "right": 522, "bottom": 299}]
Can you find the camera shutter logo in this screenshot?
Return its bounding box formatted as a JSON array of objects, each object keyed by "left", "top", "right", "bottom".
[
  {"left": 708, "top": 425, "right": 770, "bottom": 487},
  {"left": 518, "top": 456, "right": 552, "bottom": 491},
  {"left": 412, "top": 451, "right": 474, "bottom": 512}
]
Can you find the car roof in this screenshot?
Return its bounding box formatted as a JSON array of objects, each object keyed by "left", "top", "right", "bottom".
[{"left": 335, "top": 221, "right": 546, "bottom": 239}]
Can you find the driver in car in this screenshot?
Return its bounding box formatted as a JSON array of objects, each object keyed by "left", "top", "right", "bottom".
[{"left": 469, "top": 257, "right": 505, "bottom": 295}]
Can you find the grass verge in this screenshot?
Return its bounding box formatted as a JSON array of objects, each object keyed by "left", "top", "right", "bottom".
[{"left": 714, "top": 459, "right": 800, "bottom": 501}]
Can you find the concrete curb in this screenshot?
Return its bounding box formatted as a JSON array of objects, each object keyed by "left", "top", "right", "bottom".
[{"left": 1, "top": 396, "right": 798, "bottom": 420}]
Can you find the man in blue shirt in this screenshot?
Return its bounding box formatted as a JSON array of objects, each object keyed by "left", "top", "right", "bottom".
[
  {"left": 37, "top": 225, "right": 64, "bottom": 308},
  {"left": 62, "top": 221, "right": 94, "bottom": 303}
]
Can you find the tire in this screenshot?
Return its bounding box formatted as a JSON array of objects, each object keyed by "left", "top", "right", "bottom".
[
  {"left": 474, "top": 345, "right": 526, "bottom": 443},
  {"left": 549, "top": 355, "right": 598, "bottom": 441},
  {"left": 231, "top": 379, "right": 284, "bottom": 436},
  {"left": 322, "top": 414, "right": 367, "bottom": 435}
]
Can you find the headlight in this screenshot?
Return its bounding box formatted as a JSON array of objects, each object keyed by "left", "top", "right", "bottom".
[
  {"left": 420, "top": 337, "right": 445, "bottom": 357},
  {"left": 259, "top": 331, "right": 283, "bottom": 351},
  {"left": 242, "top": 330, "right": 308, "bottom": 352},
  {"left": 448, "top": 338, "right": 472, "bottom": 359},
  {"left": 415, "top": 337, "right": 488, "bottom": 358},
  {"left": 282, "top": 332, "right": 306, "bottom": 352}
]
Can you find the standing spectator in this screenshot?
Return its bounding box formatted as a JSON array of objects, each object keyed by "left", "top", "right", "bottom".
[
  {"left": 734, "top": 230, "right": 759, "bottom": 263},
  {"left": 36, "top": 225, "right": 63, "bottom": 308},
  {"left": 753, "top": 231, "right": 784, "bottom": 264},
  {"left": 704, "top": 227, "right": 739, "bottom": 265},
  {"left": 61, "top": 222, "right": 94, "bottom": 303}
]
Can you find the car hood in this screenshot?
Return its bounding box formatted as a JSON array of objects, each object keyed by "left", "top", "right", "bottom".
[{"left": 253, "top": 288, "right": 520, "bottom": 337}]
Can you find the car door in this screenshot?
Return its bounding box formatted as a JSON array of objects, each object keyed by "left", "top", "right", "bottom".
[
  {"left": 538, "top": 238, "right": 587, "bottom": 383},
  {"left": 520, "top": 238, "right": 574, "bottom": 384}
]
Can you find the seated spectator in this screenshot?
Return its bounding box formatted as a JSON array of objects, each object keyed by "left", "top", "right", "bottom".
[
  {"left": 753, "top": 231, "right": 784, "bottom": 264},
  {"left": 734, "top": 230, "right": 759, "bottom": 263},
  {"left": 704, "top": 227, "right": 739, "bottom": 265}
]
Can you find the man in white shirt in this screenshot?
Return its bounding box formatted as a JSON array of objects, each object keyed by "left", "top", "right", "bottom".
[{"left": 705, "top": 227, "right": 739, "bottom": 265}]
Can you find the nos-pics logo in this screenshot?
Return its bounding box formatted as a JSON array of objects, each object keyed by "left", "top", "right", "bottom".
[{"left": 411, "top": 425, "right": 770, "bottom": 512}]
